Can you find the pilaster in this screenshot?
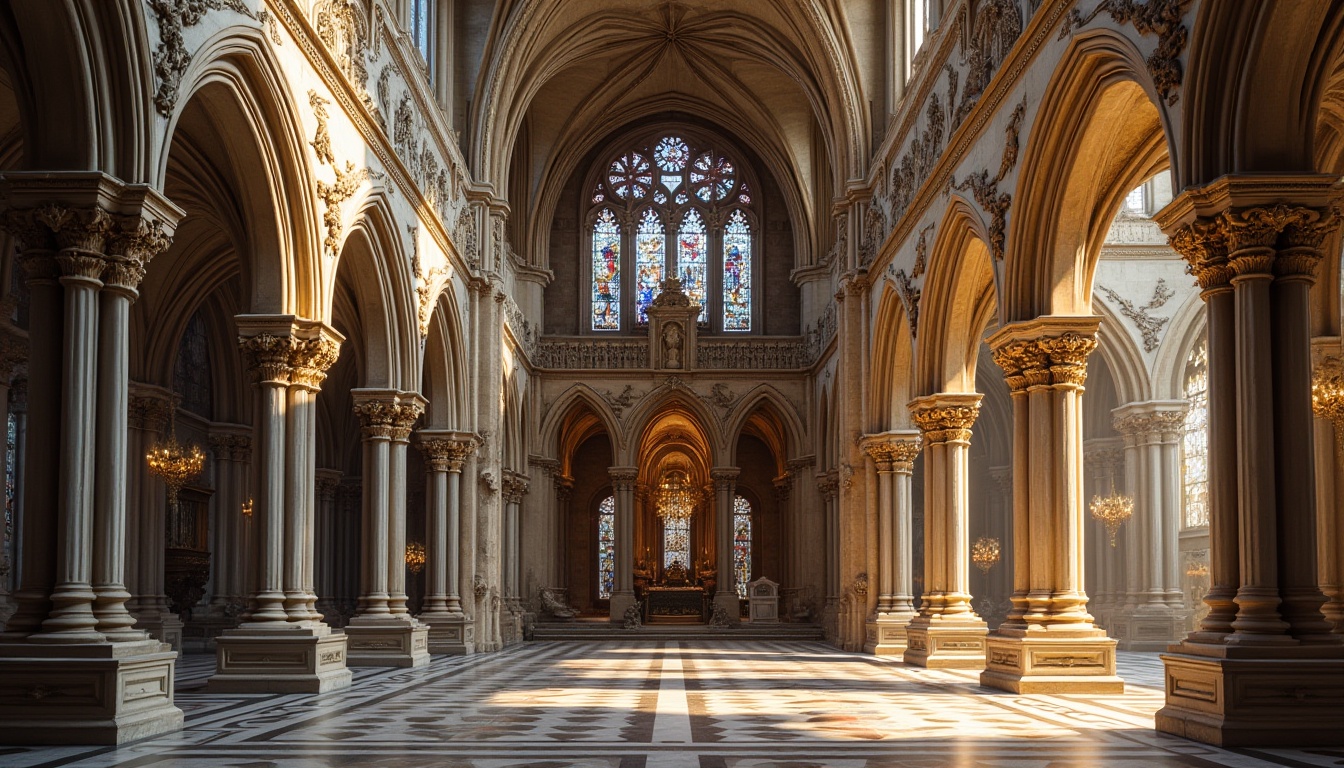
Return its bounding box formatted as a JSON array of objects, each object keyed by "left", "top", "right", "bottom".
[{"left": 859, "top": 430, "right": 921, "bottom": 656}]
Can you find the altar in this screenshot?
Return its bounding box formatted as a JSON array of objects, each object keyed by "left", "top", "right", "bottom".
[{"left": 645, "top": 586, "right": 706, "bottom": 623}]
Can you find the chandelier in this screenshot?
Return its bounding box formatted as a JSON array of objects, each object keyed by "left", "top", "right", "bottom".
[
  {"left": 145, "top": 400, "right": 205, "bottom": 512},
  {"left": 655, "top": 470, "right": 697, "bottom": 524},
  {"left": 405, "top": 541, "right": 426, "bottom": 575},
  {"left": 1090, "top": 472, "right": 1134, "bottom": 547},
  {"left": 971, "top": 536, "right": 1001, "bottom": 573},
  {"left": 241, "top": 498, "right": 254, "bottom": 518},
  {"left": 1313, "top": 355, "right": 1344, "bottom": 429}
]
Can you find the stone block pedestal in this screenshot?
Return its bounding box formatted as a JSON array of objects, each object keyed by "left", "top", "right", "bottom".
[
  {"left": 904, "top": 618, "right": 988, "bottom": 669},
  {"left": 1112, "top": 607, "right": 1184, "bottom": 651},
  {"left": 609, "top": 592, "right": 637, "bottom": 625},
  {"left": 865, "top": 611, "right": 916, "bottom": 657},
  {"left": 980, "top": 631, "right": 1123, "bottom": 693},
  {"left": 209, "top": 625, "right": 352, "bottom": 693},
  {"left": 1156, "top": 644, "right": 1344, "bottom": 747},
  {"left": 135, "top": 610, "right": 184, "bottom": 652},
  {"left": 344, "top": 617, "right": 430, "bottom": 667},
  {"left": 420, "top": 614, "right": 474, "bottom": 655},
  {"left": 0, "top": 639, "right": 183, "bottom": 745}
]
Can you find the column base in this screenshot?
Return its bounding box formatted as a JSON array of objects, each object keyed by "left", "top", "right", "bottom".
[
  {"left": 1112, "top": 605, "right": 1185, "bottom": 651},
  {"left": 209, "top": 623, "right": 352, "bottom": 693},
  {"left": 864, "top": 611, "right": 917, "bottom": 657},
  {"left": 133, "top": 609, "right": 184, "bottom": 652},
  {"left": 980, "top": 629, "right": 1123, "bottom": 693},
  {"left": 344, "top": 616, "right": 430, "bottom": 667},
  {"left": 1155, "top": 642, "right": 1344, "bottom": 747},
  {"left": 0, "top": 638, "right": 182, "bottom": 745},
  {"left": 418, "top": 613, "right": 475, "bottom": 655},
  {"left": 609, "top": 592, "right": 637, "bottom": 625},
  {"left": 904, "top": 615, "right": 988, "bottom": 669}
]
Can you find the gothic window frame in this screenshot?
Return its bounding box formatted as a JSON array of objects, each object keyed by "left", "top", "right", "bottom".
[
  {"left": 732, "top": 493, "right": 753, "bottom": 599},
  {"left": 582, "top": 129, "right": 760, "bottom": 335},
  {"left": 410, "top": 0, "right": 436, "bottom": 74},
  {"left": 1181, "top": 335, "right": 1209, "bottom": 530},
  {"left": 595, "top": 492, "right": 616, "bottom": 601}
]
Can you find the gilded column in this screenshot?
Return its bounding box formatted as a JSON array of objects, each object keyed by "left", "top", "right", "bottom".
[
  {"left": 860, "top": 430, "right": 921, "bottom": 656},
  {"left": 981, "top": 318, "right": 1120, "bottom": 693},
  {"left": 904, "top": 394, "right": 986, "bottom": 668}
]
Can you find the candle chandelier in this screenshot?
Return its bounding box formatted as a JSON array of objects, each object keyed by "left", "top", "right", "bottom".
[
  {"left": 971, "top": 536, "right": 1001, "bottom": 573},
  {"left": 405, "top": 541, "right": 426, "bottom": 575},
  {"left": 655, "top": 470, "right": 697, "bottom": 524},
  {"left": 1090, "top": 471, "right": 1134, "bottom": 547},
  {"left": 145, "top": 398, "right": 206, "bottom": 513}
]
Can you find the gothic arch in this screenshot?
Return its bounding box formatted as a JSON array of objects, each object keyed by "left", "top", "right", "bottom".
[
  {"left": 869, "top": 285, "right": 916, "bottom": 431},
  {"left": 621, "top": 388, "right": 724, "bottom": 465},
  {"left": 1153, "top": 292, "right": 1209, "bottom": 402},
  {"left": 539, "top": 385, "right": 623, "bottom": 470},
  {"left": 914, "top": 197, "right": 997, "bottom": 396},
  {"left": 1004, "top": 30, "right": 1171, "bottom": 322},
  {"left": 723, "top": 386, "right": 805, "bottom": 469},
  {"left": 422, "top": 292, "right": 469, "bottom": 429}
]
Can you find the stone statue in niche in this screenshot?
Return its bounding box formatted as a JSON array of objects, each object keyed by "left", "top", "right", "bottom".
[{"left": 663, "top": 322, "right": 683, "bottom": 369}]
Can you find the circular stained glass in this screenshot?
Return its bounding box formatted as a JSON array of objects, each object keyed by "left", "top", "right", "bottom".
[
  {"left": 654, "top": 136, "right": 690, "bottom": 172},
  {"left": 690, "top": 152, "right": 735, "bottom": 202},
  {"left": 653, "top": 188, "right": 668, "bottom": 204},
  {"left": 608, "top": 151, "right": 652, "bottom": 200}
]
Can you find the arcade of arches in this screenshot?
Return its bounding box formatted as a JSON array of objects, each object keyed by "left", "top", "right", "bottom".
[{"left": 0, "top": 0, "right": 1341, "bottom": 760}]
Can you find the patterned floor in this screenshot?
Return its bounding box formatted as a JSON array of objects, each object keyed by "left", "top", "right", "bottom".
[{"left": 4, "top": 642, "right": 1340, "bottom": 767}]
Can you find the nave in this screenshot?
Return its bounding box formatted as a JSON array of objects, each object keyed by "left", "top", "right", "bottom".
[{"left": 5, "top": 642, "right": 1334, "bottom": 768}]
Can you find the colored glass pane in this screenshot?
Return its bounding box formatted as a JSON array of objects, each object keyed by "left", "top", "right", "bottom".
[
  {"left": 1182, "top": 338, "right": 1209, "bottom": 529},
  {"left": 663, "top": 517, "right": 690, "bottom": 570},
  {"left": 737, "top": 182, "right": 751, "bottom": 204},
  {"left": 635, "top": 209, "right": 665, "bottom": 324},
  {"left": 661, "top": 174, "right": 681, "bottom": 192},
  {"left": 690, "top": 152, "right": 734, "bottom": 202},
  {"left": 173, "top": 311, "right": 212, "bottom": 417},
  {"left": 591, "top": 209, "right": 621, "bottom": 330},
  {"left": 733, "top": 495, "right": 752, "bottom": 598},
  {"left": 598, "top": 496, "right": 615, "bottom": 599},
  {"left": 654, "top": 136, "right": 690, "bottom": 171},
  {"left": 677, "top": 209, "right": 708, "bottom": 323},
  {"left": 722, "top": 210, "right": 752, "bottom": 331},
  {"left": 608, "top": 152, "right": 652, "bottom": 200}
]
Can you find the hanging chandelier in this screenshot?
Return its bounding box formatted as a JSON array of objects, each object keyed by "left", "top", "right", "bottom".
[
  {"left": 1312, "top": 355, "right": 1344, "bottom": 429},
  {"left": 146, "top": 398, "right": 205, "bottom": 512},
  {"left": 1090, "top": 472, "right": 1134, "bottom": 547},
  {"left": 971, "top": 536, "right": 1001, "bottom": 573},
  {"left": 655, "top": 470, "right": 697, "bottom": 524},
  {"left": 405, "top": 541, "right": 426, "bottom": 575}
]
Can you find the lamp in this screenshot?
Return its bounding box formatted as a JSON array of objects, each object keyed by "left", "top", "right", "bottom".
[
  {"left": 1312, "top": 355, "right": 1344, "bottom": 435},
  {"left": 971, "top": 536, "right": 1001, "bottom": 573},
  {"left": 241, "top": 498, "right": 254, "bottom": 518},
  {"left": 405, "top": 541, "right": 426, "bottom": 574},
  {"left": 655, "top": 469, "right": 697, "bottom": 524},
  {"left": 146, "top": 398, "right": 205, "bottom": 513},
  {"left": 1090, "top": 471, "right": 1134, "bottom": 547}
]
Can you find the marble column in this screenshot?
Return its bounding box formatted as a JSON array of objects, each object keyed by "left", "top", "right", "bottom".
[
  {"left": 211, "top": 317, "right": 350, "bottom": 694},
  {"left": 346, "top": 390, "right": 429, "bottom": 667},
  {"left": 711, "top": 468, "right": 741, "bottom": 622},
  {"left": 905, "top": 394, "right": 988, "bottom": 669},
  {"left": 314, "top": 469, "right": 342, "bottom": 622},
  {"left": 980, "top": 317, "right": 1121, "bottom": 693},
  {"left": 860, "top": 430, "right": 922, "bottom": 656},
  {"left": 1110, "top": 403, "right": 1189, "bottom": 650},
  {"left": 206, "top": 426, "right": 250, "bottom": 618},
  {"left": 1157, "top": 182, "right": 1344, "bottom": 746},
  {"left": 607, "top": 467, "right": 639, "bottom": 623},
  {"left": 500, "top": 471, "right": 529, "bottom": 644},
  {"left": 0, "top": 177, "right": 185, "bottom": 744},
  {"left": 416, "top": 430, "right": 476, "bottom": 653}
]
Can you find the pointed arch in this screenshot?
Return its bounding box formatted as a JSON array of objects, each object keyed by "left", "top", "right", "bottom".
[
  {"left": 723, "top": 386, "right": 805, "bottom": 470},
  {"left": 538, "top": 384, "right": 623, "bottom": 472},
  {"left": 422, "top": 288, "right": 469, "bottom": 429},
  {"left": 915, "top": 197, "right": 998, "bottom": 396},
  {"left": 1092, "top": 298, "right": 1150, "bottom": 406},
  {"left": 621, "top": 386, "right": 724, "bottom": 464},
  {"left": 870, "top": 284, "right": 916, "bottom": 431}
]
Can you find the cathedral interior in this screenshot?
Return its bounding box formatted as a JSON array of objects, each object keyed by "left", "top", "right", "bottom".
[{"left": 0, "top": 0, "right": 1342, "bottom": 765}]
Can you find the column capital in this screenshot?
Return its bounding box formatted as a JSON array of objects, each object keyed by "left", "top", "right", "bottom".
[
  {"left": 352, "top": 389, "right": 400, "bottom": 439},
  {"left": 1111, "top": 400, "right": 1189, "bottom": 443},
  {"left": 417, "top": 429, "right": 478, "bottom": 472},
  {"left": 986, "top": 316, "right": 1100, "bottom": 392},
  {"left": 1082, "top": 437, "right": 1127, "bottom": 475},
  {"left": 389, "top": 393, "right": 426, "bottom": 442},
  {"left": 710, "top": 467, "right": 740, "bottom": 491},
  {"left": 554, "top": 474, "right": 574, "bottom": 501},
  {"left": 909, "top": 393, "right": 982, "bottom": 444},
  {"left": 502, "top": 472, "right": 530, "bottom": 503},
  {"left": 608, "top": 466, "right": 639, "bottom": 490},
  {"left": 860, "top": 429, "right": 922, "bottom": 472},
  {"left": 128, "top": 382, "right": 175, "bottom": 432},
  {"left": 315, "top": 468, "right": 343, "bottom": 501}
]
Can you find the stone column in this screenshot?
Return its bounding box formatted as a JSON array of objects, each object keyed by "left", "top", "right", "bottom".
[
  {"left": 980, "top": 317, "right": 1120, "bottom": 693},
  {"left": 211, "top": 318, "right": 350, "bottom": 694},
  {"left": 314, "top": 469, "right": 342, "bottom": 622},
  {"left": 555, "top": 475, "right": 574, "bottom": 593},
  {"left": 229, "top": 436, "right": 253, "bottom": 606},
  {"left": 1110, "top": 403, "right": 1188, "bottom": 650},
  {"left": 415, "top": 430, "right": 475, "bottom": 653},
  {"left": 711, "top": 468, "right": 741, "bottom": 622},
  {"left": 0, "top": 176, "right": 185, "bottom": 743},
  {"left": 905, "top": 394, "right": 988, "bottom": 668},
  {"left": 815, "top": 471, "right": 839, "bottom": 640},
  {"left": 860, "top": 430, "right": 921, "bottom": 656},
  {"left": 607, "top": 467, "right": 639, "bottom": 623},
  {"left": 387, "top": 396, "right": 424, "bottom": 619},
  {"left": 346, "top": 390, "right": 429, "bottom": 667},
  {"left": 125, "top": 385, "right": 181, "bottom": 647},
  {"left": 1156, "top": 181, "right": 1344, "bottom": 746}
]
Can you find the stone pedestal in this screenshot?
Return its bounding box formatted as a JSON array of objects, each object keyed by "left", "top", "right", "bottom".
[
  {"left": 344, "top": 616, "right": 430, "bottom": 667},
  {"left": 903, "top": 618, "right": 989, "bottom": 669},
  {"left": 421, "top": 614, "right": 474, "bottom": 655},
  {"left": 134, "top": 610, "right": 183, "bottom": 652},
  {"left": 0, "top": 638, "right": 182, "bottom": 745},
  {"left": 1110, "top": 606, "right": 1184, "bottom": 652},
  {"left": 210, "top": 625, "right": 352, "bottom": 693},
  {"left": 981, "top": 631, "right": 1122, "bottom": 693},
  {"left": 865, "top": 610, "right": 917, "bottom": 656},
  {"left": 1156, "top": 645, "right": 1344, "bottom": 746}
]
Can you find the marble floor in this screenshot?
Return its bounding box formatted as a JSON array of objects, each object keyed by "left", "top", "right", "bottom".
[{"left": 4, "top": 641, "right": 1340, "bottom": 768}]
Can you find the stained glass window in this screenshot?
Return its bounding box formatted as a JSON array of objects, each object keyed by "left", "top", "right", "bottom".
[
  {"left": 690, "top": 152, "right": 734, "bottom": 201},
  {"left": 722, "top": 210, "right": 752, "bottom": 331},
  {"left": 591, "top": 209, "right": 621, "bottom": 330},
  {"left": 173, "top": 311, "right": 212, "bottom": 418},
  {"left": 598, "top": 495, "right": 616, "bottom": 599},
  {"left": 663, "top": 517, "right": 690, "bottom": 570},
  {"left": 608, "top": 152, "right": 652, "bottom": 200},
  {"left": 677, "top": 209, "right": 708, "bottom": 323},
  {"left": 1182, "top": 337, "right": 1209, "bottom": 529},
  {"left": 654, "top": 137, "right": 690, "bottom": 171},
  {"left": 733, "top": 495, "right": 752, "bottom": 598},
  {"left": 634, "top": 210, "right": 665, "bottom": 325}
]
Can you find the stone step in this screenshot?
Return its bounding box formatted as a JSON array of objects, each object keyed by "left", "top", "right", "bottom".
[{"left": 530, "top": 622, "right": 825, "bottom": 642}]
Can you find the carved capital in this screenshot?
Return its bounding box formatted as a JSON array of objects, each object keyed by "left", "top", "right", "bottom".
[
  {"left": 909, "top": 394, "right": 982, "bottom": 445},
  {"left": 710, "top": 468, "right": 740, "bottom": 492},
  {"left": 129, "top": 392, "right": 173, "bottom": 432},
  {"left": 608, "top": 467, "right": 639, "bottom": 491},
  {"left": 1112, "top": 403, "right": 1189, "bottom": 442},
  {"left": 238, "top": 334, "right": 294, "bottom": 384},
  {"left": 316, "top": 470, "right": 343, "bottom": 502},
  {"left": 289, "top": 337, "right": 342, "bottom": 389},
  {"left": 988, "top": 320, "right": 1098, "bottom": 390},
  {"left": 353, "top": 399, "right": 398, "bottom": 439},
  {"left": 389, "top": 398, "right": 425, "bottom": 442},
  {"left": 861, "top": 432, "right": 923, "bottom": 473},
  {"left": 1168, "top": 218, "right": 1231, "bottom": 292}
]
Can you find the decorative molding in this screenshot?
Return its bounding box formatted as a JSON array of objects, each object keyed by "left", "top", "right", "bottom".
[
  {"left": 951, "top": 98, "right": 1026, "bottom": 260},
  {"left": 148, "top": 0, "right": 257, "bottom": 117},
  {"left": 1098, "top": 278, "right": 1175, "bottom": 352},
  {"left": 315, "top": 162, "right": 370, "bottom": 257}
]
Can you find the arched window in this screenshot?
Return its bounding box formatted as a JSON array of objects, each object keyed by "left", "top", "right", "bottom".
[
  {"left": 597, "top": 495, "right": 616, "bottom": 599},
  {"left": 586, "top": 133, "right": 755, "bottom": 333},
  {"left": 663, "top": 516, "right": 690, "bottom": 570},
  {"left": 733, "top": 495, "right": 752, "bottom": 598},
  {"left": 173, "top": 311, "right": 212, "bottom": 418},
  {"left": 1182, "top": 337, "right": 1209, "bottom": 529}
]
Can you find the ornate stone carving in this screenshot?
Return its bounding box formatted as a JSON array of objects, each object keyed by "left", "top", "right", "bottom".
[
  {"left": 695, "top": 339, "right": 809, "bottom": 369},
  {"left": 313, "top": 0, "right": 369, "bottom": 90},
  {"left": 316, "top": 162, "right": 370, "bottom": 257},
  {"left": 609, "top": 468, "right": 639, "bottom": 491},
  {"left": 601, "top": 385, "right": 641, "bottom": 417},
  {"left": 1065, "top": 0, "right": 1193, "bottom": 105},
  {"left": 536, "top": 340, "right": 649, "bottom": 369},
  {"left": 148, "top": 0, "right": 257, "bottom": 117},
  {"left": 238, "top": 334, "right": 294, "bottom": 383},
  {"left": 956, "top": 0, "right": 1023, "bottom": 124},
  {"left": 389, "top": 399, "right": 424, "bottom": 442},
  {"left": 352, "top": 399, "right": 398, "bottom": 439},
  {"left": 289, "top": 337, "right": 342, "bottom": 389},
  {"left": 951, "top": 99, "right": 1025, "bottom": 260},
  {"left": 661, "top": 322, "right": 684, "bottom": 369},
  {"left": 1113, "top": 408, "right": 1188, "bottom": 438},
  {"left": 992, "top": 331, "right": 1097, "bottom": 391},
  {"left": 417, "top": 434, "right": 477, "bottom": 472},
  {"left": 1097, "top": 279, "right": 1175, "bottom": 352},
  {"left": 911, "top": 401, "right": 981, "bottom": 444},
  {"left": 129, "top": 393, "right": 174, "bottom": 432},
  {"left": 309, "top": 89, "right": 335, "bottom": 166},
  {"left": 864, "top": 435, "right": 923, "bottom": 473}
]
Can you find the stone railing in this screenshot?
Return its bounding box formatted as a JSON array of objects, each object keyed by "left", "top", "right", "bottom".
[
  {"left": 535, "top": 339, "right": 649, "bottom": 369},
  {"left": 696, "top": 338, "right": 811, "bottom": 370},
  {"left": 535, "top": 337, "right": 814, "bottom": 370}
]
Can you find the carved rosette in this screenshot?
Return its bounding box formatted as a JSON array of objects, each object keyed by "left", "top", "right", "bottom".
[
  {"left": 289, "top": 337, "right": 342, "bottom": 390},
  {"left": 353, "top": 399, "right": 398, "bottom": 440},
  {"left": 910, "top": 402, "right": 981, "bottom": 445}
]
